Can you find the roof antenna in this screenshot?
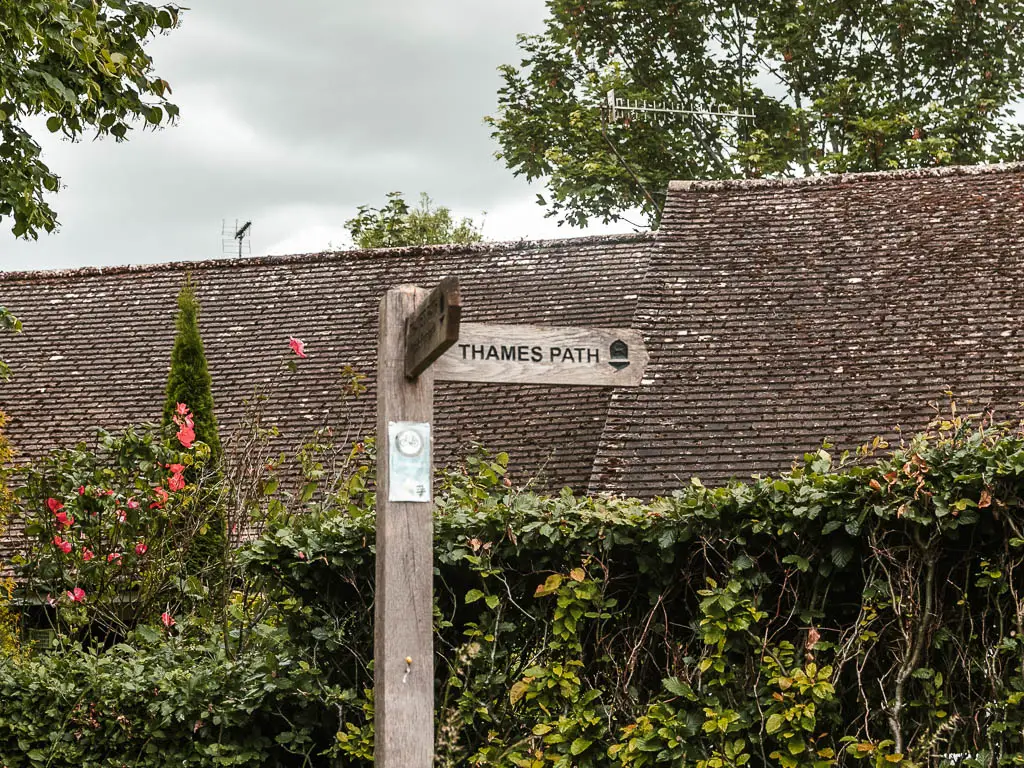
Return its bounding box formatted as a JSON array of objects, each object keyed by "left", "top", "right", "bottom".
[
  {"left": 222, "top": 219, "right": 252, "bottom": 258},
  {"left": 599, "top": 89, "right": 756, "bottom": 223},
  {"left": 604, "top": 90, "right": 755, "bottom": 124}
]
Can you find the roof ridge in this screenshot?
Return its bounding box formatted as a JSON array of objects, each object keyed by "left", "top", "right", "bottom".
[
  {"left": 668, "top": 161, "right": 1024, "bottom": 194},
  {"left": 0, "top": 232, "right": 653, "bottom": 283}
]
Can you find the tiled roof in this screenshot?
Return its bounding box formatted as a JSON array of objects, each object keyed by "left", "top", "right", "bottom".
[
  {"left": 3, "top": 162, "right": 1024, "bottom": 548},
  {"left": 0, "top": 234, "right": 653, "bottom": 565},
  {"left": 0, "top": 235, "right": 651, "bottom": 493},
  {"left": 590, "top": 163, "right": 1024, "bottom": 495}
]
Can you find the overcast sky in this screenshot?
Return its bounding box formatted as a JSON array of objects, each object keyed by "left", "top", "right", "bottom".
[{"left": 0, "top": 1, "right": 637, "bottom": 272}]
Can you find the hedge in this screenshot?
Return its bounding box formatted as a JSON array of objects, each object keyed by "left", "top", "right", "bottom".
[
  {"left": 2, "top": 417, "right": 1024, "bottom": 767},
  {"left": 249, "top": 420, "right": 1024, "bottom": 767}
]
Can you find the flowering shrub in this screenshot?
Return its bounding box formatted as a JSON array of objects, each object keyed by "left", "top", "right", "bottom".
[{"left": 14, "top": 406, "right": 216, "bottom": 639}]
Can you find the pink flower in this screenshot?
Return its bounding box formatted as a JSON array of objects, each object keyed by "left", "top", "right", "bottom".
[
  {"left": 104, "top": 489, "right": 114, "bottom": 496},
  {"left": 67, "top": 587, "right": 86, "bottom": 603},
  {"left": 172, "top": 404, "right": 196, "bottom": 449},
  {"left": 46, "top": 497, "right": 63, "bottom": 513},
  {"left": 45, "top": 594, "right": 57, "bottom": 607},
  {"left": 53, "top": 535, "right": 72, "bottom": 554},
  {"left": 107, "top": 552, "right": 121, "bottom": 563},
  {"left": 135, "top": 542, "right": 148, "bottom": 556},
  {"left": 297, "top": 551, "right": 306, "bottom": 560},
  {"left": 149, "top": 486, "right": 169, "bottom": 509},
  {"left": 176, "top": 424, "right": 195, "bottom": 450},
  {"left": 127, "top": 498, "right": 139, "bottom": 509},
  {"left": 161, "top": 612, "right": 175, "bottom": 628},
  {"left": 77, "top": 485, "right": 86, "bottom": 495},
  {"left": 116, "top": 509, "right": 127, "bottom": 523},
  {"left": 168, "top": 465, "right": 186, "bottom": 492},
  {"left": 288, "top": 337, "right": 307, "bottom": 358},
  {"left": 54, "top": 511, "right": 74, "bottom": 529},
  {"left": 82, "top": 548, "right": 95, "bottom": 562}
]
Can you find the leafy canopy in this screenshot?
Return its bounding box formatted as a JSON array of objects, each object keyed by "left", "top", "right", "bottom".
[
  {"left": 0, "top": 0, "right": 182, "bottom": 239},
  {"left": 489, "top": 0, "right": 1024, "bottom": 227},
  {"left": 345, "top": 192, "right": 484, "bottom": 249}
]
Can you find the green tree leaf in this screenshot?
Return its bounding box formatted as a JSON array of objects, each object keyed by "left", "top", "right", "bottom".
[
  {"left": 0, "top": 1, "right": 182, "bottom": 239},
  {"left": 490, "top": 0, "right": 1024, "bottom": 227}
]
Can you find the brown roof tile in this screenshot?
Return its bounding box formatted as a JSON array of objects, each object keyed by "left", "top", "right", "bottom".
[
  {"left": 0, "top": 236, "right": 651, "bottom": 500},
  {"left": 590, "top": 163, "right": 1024, "bottom": 495},
  {"left": 3, "top": 162, "right": 1024, "bottom": 557}
]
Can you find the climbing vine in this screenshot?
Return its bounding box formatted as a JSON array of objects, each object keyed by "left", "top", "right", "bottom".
[
  {"left": 2, "top": 412, "right": 1024, "bottom": 766},
  {"left": 249, "top": 415, "right": 1024, "bottom": 766}
]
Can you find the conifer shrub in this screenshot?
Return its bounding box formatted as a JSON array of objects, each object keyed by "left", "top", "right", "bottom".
[
  {"left": 0, "top": 411, "right": 19, "bottom": 657},
  {"left": 162, "top": 276, "right": 221, "bottom": 463},
  {"left": 162, "top": 275, "right": 227, "bottom": 585}
]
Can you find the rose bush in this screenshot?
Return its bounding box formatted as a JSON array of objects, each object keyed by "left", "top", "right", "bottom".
[{"left": 14, "top": 405, "right": 218, "bottom": 640}]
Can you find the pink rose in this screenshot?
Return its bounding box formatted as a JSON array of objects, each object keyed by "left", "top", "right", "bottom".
[{"left": 288, "top": 337, "right": 307, "bottom": 358}]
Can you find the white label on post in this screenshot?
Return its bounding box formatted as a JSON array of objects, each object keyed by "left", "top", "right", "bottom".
[{"left": 388, "top": 421, "right": 432, "bottom": 503}]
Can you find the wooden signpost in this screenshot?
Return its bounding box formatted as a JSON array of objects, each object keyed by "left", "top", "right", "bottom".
[
  {"left": 374, "top": 276, "right": 648, "bottom": 768},
  {"left": 434, "top": 322, "right": 648, "bottom": 387},
  {"left": 405, "top": 276, "right": 462, "bottom": 379}
]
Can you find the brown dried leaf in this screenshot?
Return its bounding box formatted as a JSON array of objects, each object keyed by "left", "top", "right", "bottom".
[{"left": 805, "top": 626, "right": 821, "bottom": 651}]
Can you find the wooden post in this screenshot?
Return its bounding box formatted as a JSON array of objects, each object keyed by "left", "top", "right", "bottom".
[
  {"left": 375, "top": 285, "right": 435, "bottom": 768},
  {"left": 371, "top": 275, "right": 648, "bottom": 767}
]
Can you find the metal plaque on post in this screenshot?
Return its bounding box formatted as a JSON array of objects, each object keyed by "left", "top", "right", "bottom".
[{"left": 387, "top": 421, "right": 432, "bottom": 503}]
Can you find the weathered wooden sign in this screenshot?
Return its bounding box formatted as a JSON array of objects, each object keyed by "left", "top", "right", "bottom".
[
  {"left": 405, "top": 276, "right": 461, "bottom": 379},
  {"left": 374, "top": 277, "right": 648, "bottom": 768},
  {"left": 434, "top": 322, "right": 648, "bottom": 386}
]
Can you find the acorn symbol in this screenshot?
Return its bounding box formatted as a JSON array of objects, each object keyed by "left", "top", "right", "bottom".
[{"left": 609, "top": 340, "right": 630, "bottom": 370}]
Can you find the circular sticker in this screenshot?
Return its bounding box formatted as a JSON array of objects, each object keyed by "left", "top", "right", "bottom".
[{"left": 395, "top": 428, "right": 424, "bottom": 457}]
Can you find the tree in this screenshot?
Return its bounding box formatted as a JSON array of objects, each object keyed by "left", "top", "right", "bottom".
[
  {"left": 163, "top": 276, "right": 221, "bottom": 464},
  {"left": 489, "top": 0, "right": 1024, "bottom": 228},
  {"left": 163, "top": 275, "right": 227, "bottom": 586},
  {"left": 345, "top": 192, "right": 484, "bottom": 248},
  {"left": 0, "top": 1, "right": 182, "bottom": 239}
]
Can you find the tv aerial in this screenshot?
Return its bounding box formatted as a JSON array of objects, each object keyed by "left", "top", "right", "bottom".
[
  {"left": 222, "top": 219, "right": 252, "bottom": 258},
  {"left": 597, "top": 89, "right": 756, "bottom": 221},
  {"left": 604, "top": 90, "right": 754, "bottom": 124}
]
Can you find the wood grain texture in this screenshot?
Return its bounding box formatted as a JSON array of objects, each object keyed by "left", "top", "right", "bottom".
[
  {"left": 405, "top": 276, "right": 462, "bottom": 379},
  {"left": 433, "top": 323, "right": 649, "bottom": 387},
  {"left": 375, "top": 285, "right": 435, "bottom": 768}
]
